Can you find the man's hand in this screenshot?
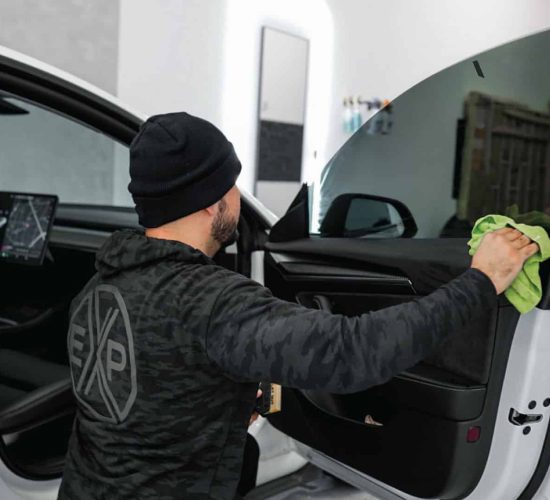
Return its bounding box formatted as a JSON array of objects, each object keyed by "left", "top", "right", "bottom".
[{"left": 471, "top": 227, "right": 539, "bottom": 294}]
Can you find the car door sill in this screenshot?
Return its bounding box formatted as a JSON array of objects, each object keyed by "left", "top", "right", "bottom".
[{"left": 293, "top": 443, "right": 412, "bottom": 500}]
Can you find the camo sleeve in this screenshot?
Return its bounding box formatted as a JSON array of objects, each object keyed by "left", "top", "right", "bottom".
[{"left": 205, "top": 268, "right": 497, "bottom": 393}]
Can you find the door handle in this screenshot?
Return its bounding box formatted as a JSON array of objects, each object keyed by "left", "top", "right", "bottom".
[{"left": 509, "top": 408, "right": 543, "bottom": 426}]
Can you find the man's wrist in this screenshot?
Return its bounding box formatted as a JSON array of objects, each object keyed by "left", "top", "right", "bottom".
[{"left": 469, "top": 266, "right": 499, "bottom": 296}]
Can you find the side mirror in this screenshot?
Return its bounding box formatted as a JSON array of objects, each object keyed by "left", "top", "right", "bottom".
[{"left": 319, "top": 193, "right": 417, "bottom": 238}]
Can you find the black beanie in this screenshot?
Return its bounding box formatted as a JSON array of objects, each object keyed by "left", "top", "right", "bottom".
[{"left": 128, "top": 112, "right": 242, "bottom": 228}]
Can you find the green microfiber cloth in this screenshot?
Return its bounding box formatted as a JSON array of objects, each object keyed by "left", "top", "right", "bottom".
[
  {"left": 505, "top": 204, "right": 550, "bottom": 230},
  {"left": 468, "top": 214, "right": 550, "bottom": 314}
]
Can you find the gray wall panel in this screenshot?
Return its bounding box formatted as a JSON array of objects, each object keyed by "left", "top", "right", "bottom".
[{"left": 0, "top": 0, "right": 119, "bottom": 94}]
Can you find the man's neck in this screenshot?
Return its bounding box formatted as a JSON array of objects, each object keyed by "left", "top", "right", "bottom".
[{"left": 145, "top": 225, "right": 219, "bottom": 257}]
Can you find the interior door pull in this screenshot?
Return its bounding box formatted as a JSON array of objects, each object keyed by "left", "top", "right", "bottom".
[
  {"left": 509, "top": 408, "right": 543, "bottom": 426},
  {"left": 312, "top": 295, "right": 332, "bottom": 312}
]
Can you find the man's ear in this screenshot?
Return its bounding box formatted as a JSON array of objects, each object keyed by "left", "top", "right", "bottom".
[{"left": 204, "top": 202, "right": 218, "bottom": 217}]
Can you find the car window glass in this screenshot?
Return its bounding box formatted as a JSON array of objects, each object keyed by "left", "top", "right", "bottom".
[
  {"left": 0, "top": 95, "right": 131, "bottom": 206},
  {"left": 311, "top": 29, "right": 550, "bottom": 238}
]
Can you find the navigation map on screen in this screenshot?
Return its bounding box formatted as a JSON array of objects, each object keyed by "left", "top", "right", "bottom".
[{"left": 0, "top": 192, "right": 58, "bottom": 265}]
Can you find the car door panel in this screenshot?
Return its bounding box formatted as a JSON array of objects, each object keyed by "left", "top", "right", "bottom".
[
  {"left": 265, "top": 246, "right": 501, "bottom": 385},
  {"left": 267, "top": 237, "right": 474, "bottom": 294},
  {"left": 260, "top": 29, "right": 550, "bottom": 499},
  {"left": 264, "top": 241, "right": 521, "bottom": 499}
]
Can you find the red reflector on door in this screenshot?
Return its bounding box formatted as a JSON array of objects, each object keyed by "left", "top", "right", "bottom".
[{"left": 467, "top": 426, "right": 481, "bottom": 443}]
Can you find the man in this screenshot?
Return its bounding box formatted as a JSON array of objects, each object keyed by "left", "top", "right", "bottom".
[{"left": 59, "top": 112, "right": 539, "bottom": 500}]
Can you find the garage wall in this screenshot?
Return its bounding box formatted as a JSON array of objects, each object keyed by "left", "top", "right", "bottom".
[
  {"left": 117, "top": 0, "right": 226, "bottom": 126},
  {"left": 0, "top": 0, "right": 119, "bottom": 94},
  {"left": 116, "top": 0, "right": 334, "bottom": 215},
  {"left": 325, "top": 0, "right": 550, "bottom": 158},
  {"left": 220, "top": 0, "right": 334, "bottom": 203},
  {"left": 1, "top": 1, "right": 550, "bottom": 217}
]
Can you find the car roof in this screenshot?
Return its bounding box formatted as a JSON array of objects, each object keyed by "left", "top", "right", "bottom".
[{"left": 0, "top": 45, "right": 148, "bottom": 122}]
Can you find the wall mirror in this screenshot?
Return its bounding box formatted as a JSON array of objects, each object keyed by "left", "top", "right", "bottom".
[{"left": 255, "top": 27, "right": 309, "bottom": 216}]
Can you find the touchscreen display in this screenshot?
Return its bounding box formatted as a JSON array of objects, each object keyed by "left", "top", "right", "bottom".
[{"left": 0, "top": 192, "right": 58, "bottom": 265}]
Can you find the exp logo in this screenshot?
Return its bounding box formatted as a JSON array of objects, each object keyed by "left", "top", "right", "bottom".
[{"left": 68, "top": 285, "right": 137, "bottom": 423}]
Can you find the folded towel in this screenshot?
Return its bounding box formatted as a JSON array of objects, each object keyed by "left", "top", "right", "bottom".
[
  {"left": 468, "top": 214, "right": 550, "bottom": 314},
  {"left": 505, "top": 204, "right": 550, "bottom": 230}
]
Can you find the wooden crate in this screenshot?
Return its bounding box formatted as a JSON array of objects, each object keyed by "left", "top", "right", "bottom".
[{"left": 457, "top": 92, "right": 550, "bottom": 223}]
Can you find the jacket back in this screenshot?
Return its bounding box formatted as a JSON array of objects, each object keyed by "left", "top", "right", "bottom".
[{"left": 59, "top": 230, "right": 257, "bottom": 499}]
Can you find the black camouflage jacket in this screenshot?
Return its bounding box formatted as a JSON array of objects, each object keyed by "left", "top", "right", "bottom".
[{"left": 58, "top": 230, "right": 497, "bottom": 499}]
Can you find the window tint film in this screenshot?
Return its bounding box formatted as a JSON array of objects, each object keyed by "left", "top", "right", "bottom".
[
  {"left": 0, "top": 95, "right": 131, "bottom": 206},
  {"left": 313, "top": 30, "right": 550, "bottom": 238}
]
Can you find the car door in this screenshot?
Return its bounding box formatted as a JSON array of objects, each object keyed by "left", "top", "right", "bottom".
[{"left": 262, "top": 29, "right": 550, "bottom": 500}]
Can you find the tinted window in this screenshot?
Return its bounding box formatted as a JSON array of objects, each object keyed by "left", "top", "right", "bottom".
[
  {"left": 312, "top": 30, "right": 550, "bottom": 238},
  {"left": 0, "top": 94, "right": 131, "bottom": 206}
]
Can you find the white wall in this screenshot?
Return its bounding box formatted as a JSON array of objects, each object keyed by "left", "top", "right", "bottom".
[
  {"left": 117, "top": 0, "right": 333, "bottom": 203},
  {"left": 220, "top": 0, "right": 334, "bottom": 194},
  {"left": 0, "top": 0, "right": 119, "bottom": 94},
  {"left": 117, "top": 0, "right": 226, "bottom": 126},
  {"left": 325, "top": 0, "right": 550, "bottom": 159}
]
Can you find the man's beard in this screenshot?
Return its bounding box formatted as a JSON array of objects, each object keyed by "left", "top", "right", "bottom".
[{"left": 211, "top": 199, "right": 239, "bottom": 248}]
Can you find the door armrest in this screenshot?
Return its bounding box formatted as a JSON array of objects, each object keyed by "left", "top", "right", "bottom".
[{"left": 0, "top": 379, "right": 74, "bottom": 434}]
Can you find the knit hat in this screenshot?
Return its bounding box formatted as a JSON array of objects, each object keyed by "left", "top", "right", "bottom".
[{"left": 128, "top": 112, "right": 241, "bottom": 228}]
